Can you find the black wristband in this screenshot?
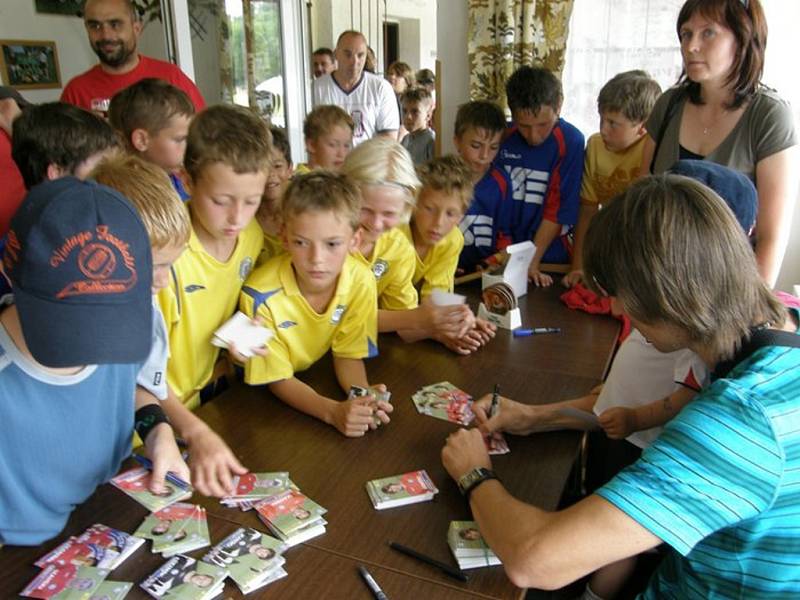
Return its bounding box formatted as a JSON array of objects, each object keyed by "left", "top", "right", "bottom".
[
  {"left": 464, "top": 474, "right": 498, "bottom": 501},
  {"left": 134, "top": 404, "right": 170, "bottom": 442}
]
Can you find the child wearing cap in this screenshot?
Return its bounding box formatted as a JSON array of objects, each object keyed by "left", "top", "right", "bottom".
[
  {"left": 157, "top": 105, "right": 270, "bottom": 497},
  {"left": 108, "top": 78, "right": 195, "bottom": 201},
  {"left": 0, "top": 177, "right": 185, "bottom": 545},
  {"left": 240, "top": 171, "right": 390, "bottom": 437}
]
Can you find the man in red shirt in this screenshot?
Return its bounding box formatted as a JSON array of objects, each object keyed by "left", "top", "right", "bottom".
[{"left": 61, "top": 0, "right": 205, "bottom": 117}]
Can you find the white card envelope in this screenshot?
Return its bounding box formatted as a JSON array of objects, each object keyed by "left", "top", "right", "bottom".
[
  {"left": 481, "top": 240, "right": 535, "bottom": 298},
  {"left": 430, "top": 290, "right": 466, "bottom": 306},
  {"left": 212, "top": 311, "right": 273, "bottom": 358}
]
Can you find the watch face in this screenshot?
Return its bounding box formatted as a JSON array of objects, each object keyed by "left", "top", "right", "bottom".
[{"left": 458, "top": 468, "right": 490, "bottom": 494}]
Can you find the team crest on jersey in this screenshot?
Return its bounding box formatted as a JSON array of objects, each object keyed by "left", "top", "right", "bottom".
[
  {"left": 239, "top": 257, "right": 254, "bottom": 280},
  {"left": 372, "top": 259, "right": 389, "bottom": 279},
  {"left": 331, "top": 304, "right": 347, "bottom": 324},
  {"left": 278, "top": 320, "right": 297, "bottom": 329}
]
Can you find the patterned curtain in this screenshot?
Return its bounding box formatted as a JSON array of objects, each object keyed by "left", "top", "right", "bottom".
[{"left": 468, "top": 0, "right": 575, "bottom": 108}]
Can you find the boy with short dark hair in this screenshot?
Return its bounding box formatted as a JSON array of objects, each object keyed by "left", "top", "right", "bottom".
[
  {"left": 11, "top": 102, "right": 118, "bottom": 189},
  {"left": 497, "top": 66, "right": 584, "bottom": 287},
  {"left": 564, "top": 70, "right": 661, "bottom": 287},
  {"left": 297, "top": 105, "right": 354, "bottom": 173},
  {"left": 452, "top": 100, "right": 513, "bottom": 274},
  {"left": 157, "top": 105, "right": 271, "bottom": 496},
  {"left": 241, "top": 171, "right": 388, "bottom": 437},
  {"left": 256, "top": 126, "right": 293, "bottom": 265},
  {"left": 108, "top": 78, "right": 195, "bottom": 201},
  {"left": 400, "top": 87, "right": 435, "bottom": 165},
  {"left": 0, "top": 176, "right": 185, "bottom": 545}
]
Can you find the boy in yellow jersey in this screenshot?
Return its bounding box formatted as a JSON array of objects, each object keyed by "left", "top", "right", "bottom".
[
  {"left": 240, "top": 172, "right": 390, "bottom": 437},
  {"left": 400, "top": 155, "right": 495, "bottom": 354},
  {"left": 91, "top": 154, "right": 191, "bottom": 492},
  {"left": 256, "top": 125, "right": 292, "bottom": 266},
  {"left": 157, "top": 105, "right": 270, "bottom": 496},
  {"left": 563, "top": 70, "right": 661, "bottom": 287},
  {"left": 341, "top": 138, "right": 474, "bottom": 345},
  {"left": 295, "top": 105, "right": 354, "bottom": 174}
]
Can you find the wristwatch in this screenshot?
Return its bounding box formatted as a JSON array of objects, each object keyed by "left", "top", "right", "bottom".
[{"left": 457, "top": 467, "right": 498, "bottom": 500}]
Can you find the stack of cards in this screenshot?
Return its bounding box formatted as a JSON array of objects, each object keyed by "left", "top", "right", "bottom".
[
  {"left": 35, "top": 523, "right": 144, "bottom": 571},
  {"left": 220, "top": 472, "right": 292, "bottom": 511},
  {"left": 447, "top": 521, "right": 501, "bottom": 570},
  {"left": 21, "top": 565, "right": 111, "bottom": 599},
  {"left": 111, "top": 467, "right": 192, "bottom": 511},
  {"left": 134, "top": 503, "right": 211, "bottom": 557},
  {"left": 482, "top": 282, "right": 517, "bottom": 315},
  {"left": 366, "top": 470, "right": 438, "bottom": 510},
  {"left": 348, "top": 385, "right": 392, "bottom": 426},
  {"left": 254, "top": 489, "right": 327, "bottom": 547},
  {"left": 140, "top": 555, "right": 226, "bottom": 600},
  {"left": 22, "top": 524, "right": 142, "bottom": 599},
  {"left": 203, "top": 528, "right": 288, "bottom": 594},
  {"left": 212, "top": 311, "right": 273, "bottom": 358},
  {"left": 412, "top": 382, "right": 474, "bottom": 426}
]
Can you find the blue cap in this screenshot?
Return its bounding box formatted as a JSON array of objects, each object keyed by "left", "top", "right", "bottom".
[
  {"left": 4, "top": 177, "right": 153, "bottom": 367},
  {"left": 669, "top": 160, "right": 757, "bottom": 234}
]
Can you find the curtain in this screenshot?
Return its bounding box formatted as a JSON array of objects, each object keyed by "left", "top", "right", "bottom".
[{"left": 467, "top": 0, "right": 575, "bottom": 107}]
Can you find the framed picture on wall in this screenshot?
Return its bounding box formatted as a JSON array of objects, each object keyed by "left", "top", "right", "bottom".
[
  {"left": 34, "top": 0, "right": 82, "bottom": 16},
  {"left": 0, "top": 40, "right": 62, "bottom": 90}
]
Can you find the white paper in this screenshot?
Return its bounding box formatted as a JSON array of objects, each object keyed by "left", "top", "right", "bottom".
[
  {"left": 430, "top": 289, "right": 466, "bottom": 306},
  {"left": 212, "top": 311, "right": 273, "bottom": 358},
  {"left": 482, "top": 240, "right": 535, "bottom": 299},
  {"left": 556, "top": 407, "right": 600, "bottom": 427}
]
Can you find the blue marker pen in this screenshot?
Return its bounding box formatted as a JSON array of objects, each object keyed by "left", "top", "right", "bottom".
[{"left": 513, "top": 327, "right": 561, "bottom": 337}]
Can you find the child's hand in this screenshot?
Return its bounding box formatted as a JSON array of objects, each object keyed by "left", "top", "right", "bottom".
[
  {"left": 227, "top": 316, "right": 270, "bottom": 364},
  {"left": 333, "top": 396, "right": 380, "bottom": 437},
  {"left": 423, "top": 303, "right": 474, "bottom": 338},
  {"left": 473, "top": 318, "right": 496, "bottom": 344},
  {"left": 145, "top": 424, "right": 191, "bottom": 495},
  {"left": 436, "top": 331, "right": 479, "bottom": 355},
  {"left": 562, "top": 269, "right": 584, "bottom": 288},
  {"left": 598, "top": 407, "right": 637, "bottom": 439},
  {"left": 185, "top": 426, "right": 248, "bottom": 497},
  {"left": 528, "top": 265, "right": 553, "bottom": 287}
]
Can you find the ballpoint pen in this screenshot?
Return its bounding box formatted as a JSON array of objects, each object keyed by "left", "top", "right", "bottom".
[
  {"left": 513, "top": 327, "right": 561, "bottom": 337},
  {"left": 132, "top": 453, "right": 190, "bottom": 491}
]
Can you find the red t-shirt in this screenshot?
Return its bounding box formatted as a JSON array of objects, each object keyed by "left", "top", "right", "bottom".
[
  {"left": 0, "top": 129, "right": 26, "bottom": 238},
  {"left": 61, "top": 54, "right": 206, "bottom": 116}
]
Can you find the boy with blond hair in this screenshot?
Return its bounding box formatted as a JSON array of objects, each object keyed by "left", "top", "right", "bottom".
[
  {"left": 564, "top": 70, "right": 661, "bottom": 287},
  {"left": 240, "top": 172, "right": 390, "bottom": 437},
  {"left": 91, "top": 153, "right": 192, "bottom": 490},
  {"left": 452, "top": 100, "right": 513, "bottom": 274},
  {"left": 158, "top": 105, "right": 270, "bottom": 496},
  {"left": 256, "top": 126, "right": 292, "bottom": 265},
  {"left": 108, "top": 78, "right": 195, "bottom": 201},
  {"left": 296, "top": 105, "right": 354, "bottom": 173},
  {"left": 399, "top": 155, "right": 495, "bottom": 354},
  {"left": 400, "top": 87, "right": 435, "bottom": 165}
]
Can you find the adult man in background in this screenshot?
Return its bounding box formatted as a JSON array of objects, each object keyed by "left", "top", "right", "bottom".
[
  {"left": 312, "top": 30, "right": 398, "bottom": 146},
  {"left": 62, "top": 0, "right": 204, "bottom": 116},
  {"left": 311, "top": 48, "right": 336, "bottom": 79}
]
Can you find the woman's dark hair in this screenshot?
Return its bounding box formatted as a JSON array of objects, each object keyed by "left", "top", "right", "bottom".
[{"left": 676, "top": 0, "right": 767, "bottom": 108}]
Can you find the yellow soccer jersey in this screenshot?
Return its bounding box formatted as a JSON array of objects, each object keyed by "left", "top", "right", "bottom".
[
  {"left": 241, "top": 253, "right": 379, "bottom": 385},
  {"left": 352, "top": 228, "right": 418, "bottom": 311},
  {"left": 256, "top": 231, "right": 285, "bottom": 267},
  {"left": 580, "top": 133, "right": 645, "bottom": 207},
  {"left": 158, "top": 219, "right": 263, "bottom": 408},
  {"left": 293, "top": 163, "right": 312, "bottom": 175},
  {"left": 399, "top": 222, "right": 464, "bottom": 299}
]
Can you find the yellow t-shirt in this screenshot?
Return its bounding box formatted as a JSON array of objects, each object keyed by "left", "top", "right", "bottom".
[
  {"left": 256, "top": 231, "right": 285, "bottom": 267},
  {"left": 241, "top": 253, "right": 378, "bottom": 385},
  {"left": 399, "top": 222, "right": 464, "bottom": 299},
  {"left": 158, "top": 219, "right": 263, "bottom": 408},
  {"left": 293, "top": 163, "right": 312, "bottom": 175},
  {"left": 580, "top": 133, "right": 646, "bottom": 207},
  {"left": 352, "top": 228, "right": 418, "bottom": 311}
]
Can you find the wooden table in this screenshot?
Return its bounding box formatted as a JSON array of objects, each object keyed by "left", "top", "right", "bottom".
[{"left": 0, "top": 284, "right": 619, "bottom": 599}]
